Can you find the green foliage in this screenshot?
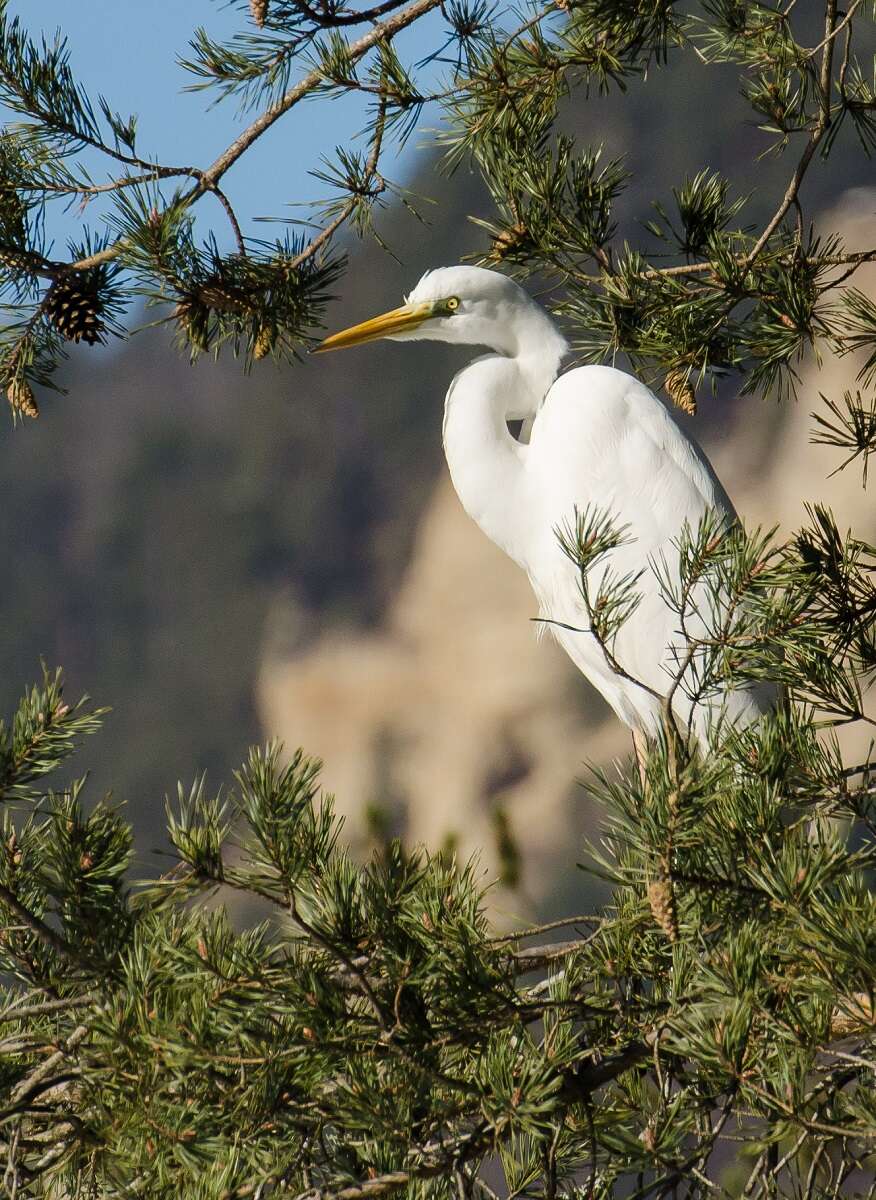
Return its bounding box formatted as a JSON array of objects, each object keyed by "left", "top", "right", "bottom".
[
  {"left": 0, "top": 0, "right": 875, "bottom": 413},
  {"left": 1, "top": 622, "right": 875, "bottom": 1197},
  {"left": 811, "top": 389, "right": 876, "bottom": 485},
  {"left": 4, "top": 2, "right": 876, "bottom": 1198}
]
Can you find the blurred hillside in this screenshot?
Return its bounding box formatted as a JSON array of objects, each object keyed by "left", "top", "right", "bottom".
[{"left": 2, "top": 44, "right": 875, "bottom": 902}]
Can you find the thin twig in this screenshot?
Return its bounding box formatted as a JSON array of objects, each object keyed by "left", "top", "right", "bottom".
[
  {"left": 489, "top": 914, "right": 599, "bottom": 943},
  {"left": 65, "top": 0, "right": 441, "bottom": 276},
  {"left": 35, "top": 166, "right": 197, "bottom": 197},
  {"left": 221, "top": 1123, "right": 492, "bottom": 1200},
  {"left": 289, "top": 89, "right": 388, "bottom": 270},
  {"left": 194, "top": 0, "right": 441, "bottom": 196},
  {"left": 0, "top": 884, "right": 79, "bottom": 963},
  {"left": 806, "top": 0, "right": 862, "bottom": 59},
  {"left": 289, "top": 0, "right": 413, "bottom": 28},
  {"left": 8, "top": 1022, "right": 88, "bottom": 1107},
  {"left": 208, "top": 184, "right": 248, "bottom": 257},
  {"left": 741, "top": 0, "right": 839, "bottom": 270},
  {"left": 511, "top": 935, "right": 601, "bottom": 970},
  {"left": 0, "top": 993, "right": 95, "bottom": 1024}
]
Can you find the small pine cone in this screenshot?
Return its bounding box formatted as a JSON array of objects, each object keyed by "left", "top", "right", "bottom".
[
  {"left": 647, "top": 877, "right": 678, "bottom": 942},
  {"left": 7, "top": 377, "right": 38, "bottom": 418},
  {"left": 250, "top": 0, "right": 268, "bottom": 26},
  {"left": 489, "top": 223, "right": 528, "bottom": 262},
  {"left": 253, "top": 324, "right": 273, "bottom": 360},
  {"left": 664, "top": 368, "right": 696, "bottom": 416},
  {"left": 44, "top": 273, "right": 105, "bottom": 345}
]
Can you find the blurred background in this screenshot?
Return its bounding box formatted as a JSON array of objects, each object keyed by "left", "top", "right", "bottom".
[{"left": 3, "top": 3, "right": 876, "bottom": 923}]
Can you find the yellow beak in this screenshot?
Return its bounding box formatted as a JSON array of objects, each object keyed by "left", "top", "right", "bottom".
[{"left": 313, "top": 300, "right": 434, "bottom": 353}]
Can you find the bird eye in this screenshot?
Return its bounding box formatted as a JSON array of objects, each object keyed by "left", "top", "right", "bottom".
[{"left": 445, "top": 296, "right": 460, "bottom": 312}]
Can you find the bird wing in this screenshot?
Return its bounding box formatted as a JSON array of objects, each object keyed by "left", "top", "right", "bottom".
[
  {"left": 533, "top": 364, "right": 734, "bottom": 534},
  {"left": 525, "top": 365, "right": 745, "bottom": 719}
]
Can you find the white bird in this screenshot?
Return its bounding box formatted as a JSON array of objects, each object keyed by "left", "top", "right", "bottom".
[{"left": 315, "top": 265, "right": 772, "bottom": 752}]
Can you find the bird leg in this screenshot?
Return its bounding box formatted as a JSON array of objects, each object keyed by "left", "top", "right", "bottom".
[{"left": 632, "top": 729, "right": 649, "bottom": 791}]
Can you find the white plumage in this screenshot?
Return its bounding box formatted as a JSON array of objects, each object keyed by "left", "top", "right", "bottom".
[{"left": 317, "top": 264, "right": 772, "bottom": 742}]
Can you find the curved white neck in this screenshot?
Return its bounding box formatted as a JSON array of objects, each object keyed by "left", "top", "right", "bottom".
[{"left": 441, "top": 351, "right": 557, "bottom": 570}]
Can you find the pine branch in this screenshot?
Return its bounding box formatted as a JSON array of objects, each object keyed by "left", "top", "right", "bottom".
[
  {"left": 742, "top": 0, "right": 839, "bottom": 269},
  {"left": 0, "top": 882, "right": 77, "bottom": 962},
  {"left": 7, "top": 1022, "right": 88, "bottom": 1109}
]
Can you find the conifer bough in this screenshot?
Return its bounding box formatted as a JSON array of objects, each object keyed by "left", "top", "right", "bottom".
[
  {"left": 1, "top": 0, "right": 876, "bottom": 428},
  {"left": 2, "top": 2, "right": 876, "bottom": 1197},
  {"left": 1, "top": 640, "right": 876, "bottom": 1197}
]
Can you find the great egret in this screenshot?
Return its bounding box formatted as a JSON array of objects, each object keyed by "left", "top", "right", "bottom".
[{"left": 315, "top": 265, "right": 772, "bottom": 747}]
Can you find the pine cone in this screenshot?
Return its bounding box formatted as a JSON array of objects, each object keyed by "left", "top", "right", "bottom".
[
  {"left": 7, "top": 378, "right": 38, "bottom": 418},
  {"left": 253, "top": 324, "right": 273, "bottom": 360},
  {"left": 489, "top": 223, "right": 528, "bottom": 263},
  {"left": 44, "top": 273, "right": 105, "bottom": 345},
  {"left": 250, "top": 0, "right": 269, "bottom": 26},
  {"left": 647, "top": 877, "right": 678, "bottom": 942},
  {"left": 664, "top": 367, "right": 696, "bottom": 416}
]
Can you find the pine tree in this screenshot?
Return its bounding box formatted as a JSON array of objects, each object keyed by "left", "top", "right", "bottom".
[{"left": 1, "top": 2, "right": 876, "bottom": 1197}]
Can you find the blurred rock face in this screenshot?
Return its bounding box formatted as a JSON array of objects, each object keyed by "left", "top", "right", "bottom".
[
  {"left": 259, "top": 473, "right": 630, "bottom": 913},
  {"left": 258, "top": 194, "right": 876, "bottom": 912}
]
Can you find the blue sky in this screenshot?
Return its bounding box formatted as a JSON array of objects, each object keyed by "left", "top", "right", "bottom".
[{"left": 11, "top": 0, "right": 445, "bottom": 252}]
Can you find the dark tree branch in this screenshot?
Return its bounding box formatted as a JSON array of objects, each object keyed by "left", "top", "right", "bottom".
[{"left": 0, "top": 884, "right": 77, "bottom": 963}]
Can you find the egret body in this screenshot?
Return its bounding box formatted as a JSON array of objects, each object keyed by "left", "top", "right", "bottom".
[{"left": 316, "top": 265, "right": 771, "bottom": 742}]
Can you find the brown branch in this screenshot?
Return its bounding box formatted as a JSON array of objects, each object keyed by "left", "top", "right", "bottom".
[
  {"left": 511, "top": 936, "right": 601, "bottom": 971},
  {"left": 289, "top": 0, "right": 414, "bottom": 27},
  {"left": 0, "top": 993, "right": 96, "bottom": 1024},
  {"left": 490, "top": 914, "right": 599, "bottom": 943},
  {"left": 194, "top": 0, "right": 441, "bottom": 196},
  {"left": 806, "top": 0, "right": 862, "bottom": 59},
  {"left": 0, "top": 246, "right": 60, "bottom": 282},
  {"left": 562, "top": 248, "right": 876, "bottom": 290},
  {"left": 221, "top": 1123, "right": 492, "bottom": 1200},
  {"left": 208, "top": 184, "right": 248, "bottom": 257},
  {"left": 28, "top": 166, "right": 196, "bottom": 199},
  {"left": 289, "top": 207, "right": 356, "bottom": 272},
  {"left": 289, "top": 89, "right": 387, "bottom": 270},
  {"left": 8, "top": 1022, "right": 88, "bottom": 1107},
  {"left": 59, "top": 0, "right": 440, "bottom": 277},
  {"left": 68, "top": 242, "right": 128, "bottom": 273},
  {"left": 741, "top": 0, "right": 839, "bottom": 270}
]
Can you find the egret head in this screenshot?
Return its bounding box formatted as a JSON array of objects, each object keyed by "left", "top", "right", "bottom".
[{"left": 314, "top": 265, "right": 566, "bottom": 361}]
